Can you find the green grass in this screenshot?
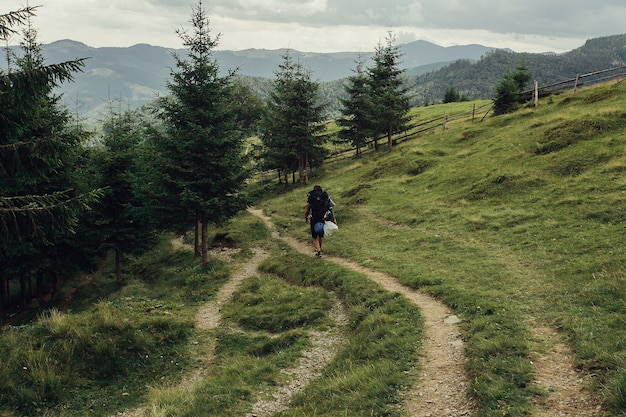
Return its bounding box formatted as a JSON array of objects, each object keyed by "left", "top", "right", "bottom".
[
  {"left": 0, "top": 236, "right": 229, "bottom": 416},
  {"left": 258, "top": 81, "right": 626, "bottom": 416},
  {"left": 222, "top": 274, "right": 334, "bottom": 332},
  {"left": 140, "top": 242, "right": 423, "bottom": 417},
  {"left": 0, "top": 213, "right": 424, "bottom": 417},
  {"left": 3, "top": 81, "right": 626, "bottom": 416}
]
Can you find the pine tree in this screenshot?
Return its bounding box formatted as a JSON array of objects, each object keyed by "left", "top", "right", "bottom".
[
  {"left": 444, "top": 86, "right": 461, "bottom": 103},
  {"left": 493, "top": 73, "right": 520, "bottom": 115},
  {"left": 512, "top": 62, "right": 532, "bottom": 92},
  {"left": 367, "top": 33, "right": 411, "bottom": 151},
  {"left": 154, "top": 1, "right": 249, "bottom": 265},
  {"left": 231, "top": 79, "right": 264, "bottom": 136},
  {"left": 337, "top": 56, "right": 372, "bottom": 158},
  {"left": 260, "top": 51, "right": 326, "bottom": 185},
  {"left": 88, "top": 106, "right": 153, "bottom": 282},
  {"left": 493, "top": 63, "right": 533, "bottom": 115},
  {"left": 0, "top": 8, "right": 100, "bottom": 314}
]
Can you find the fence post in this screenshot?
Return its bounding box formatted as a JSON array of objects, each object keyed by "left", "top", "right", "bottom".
[
  {"left": 534, "top": 80, "right": 539, "bottom": 107},
  {"left": 573, "top": 74, "right": 580, "bottom": 94}
]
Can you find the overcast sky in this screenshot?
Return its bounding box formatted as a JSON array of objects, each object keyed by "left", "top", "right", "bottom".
[{"left": 12, "top": 0, "right": 626, "bottom": 53}]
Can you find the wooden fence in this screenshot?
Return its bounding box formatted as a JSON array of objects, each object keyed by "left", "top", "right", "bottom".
[
  {"left": 326, "top": 101, "right": 493, "bottom": 160},
  {"left": 521, "top": 65, "right": 625, "bottom": 104}
]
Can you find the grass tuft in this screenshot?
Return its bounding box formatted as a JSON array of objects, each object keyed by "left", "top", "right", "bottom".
[{"left": 223, "top": 274, "right": 333, "bottom": 333}]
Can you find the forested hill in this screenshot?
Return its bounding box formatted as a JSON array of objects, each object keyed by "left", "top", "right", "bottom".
[
  {"left": 17, "top": 33, "right": 626, "bottom": 120},
  {"left": 32, "top": 39, "right": 493, "bottom": 119},
  {"left": 410, "top": 34, "right": 626, "bottom": 105}
]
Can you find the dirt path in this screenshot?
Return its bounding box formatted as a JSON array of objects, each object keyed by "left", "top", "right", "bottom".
[
  {"left": 114, "top": 247, "right": 268, "bottom": 417},
  {"left": 115, "top": 240, "right": 347, "bottom": 417},
  {"left": 249, "top": 207, "right": 606, "bottom": 417},
  {"left": 530, "top": 326, "right": 603, "bottom": 416},
  {"left": 192, "top": 241, "right": 350, "bottom": 417},
  {"left": 246, "top": 298, "right": 348, "bottom": 417},
  {"left": 117, "top": 213, "right": 603, "bottom": 417},
  {"left": 412, "top": 227, "right": 604, "bottom": 416},
  {"left": 248, "top": 208, "right": 474, "bottom": 417},
  {"left": 196, "top": 247, "right": 264, "bottom": 330}
]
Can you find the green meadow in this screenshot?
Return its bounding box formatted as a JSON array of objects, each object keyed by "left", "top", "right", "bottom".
[
  {"left": 258, "top": 82, "right": 626, "bottom": 415},
  {"left": 1, "top": 81, "right": 625, "bottom": 416}
]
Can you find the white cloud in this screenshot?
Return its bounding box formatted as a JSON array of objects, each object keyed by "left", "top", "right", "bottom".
[{"left": 10, "top": 0, "right": 626, "bottom": 53}]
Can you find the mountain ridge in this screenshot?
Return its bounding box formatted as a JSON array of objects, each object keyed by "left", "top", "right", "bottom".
[
  {"left": 20, "top": 35, "right": 625, "bottom": 120},
  {"left": 35, "top": 38, "right": 497, "bottom": 118}
]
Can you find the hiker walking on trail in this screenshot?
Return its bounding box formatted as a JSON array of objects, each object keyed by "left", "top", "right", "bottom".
[{"left": 305, "top": 185, "right": 332, "bottom": 258}]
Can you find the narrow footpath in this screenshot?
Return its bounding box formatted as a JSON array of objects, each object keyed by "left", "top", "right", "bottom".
[
  {"left": 116, "top": 209, "right": 604, "bottom": 416},
  {"left": 249, "top": 207, "right": 604, "bottom": 417},
  {"left": 248, "top": 208, "right": 474, "bottom": 417}
]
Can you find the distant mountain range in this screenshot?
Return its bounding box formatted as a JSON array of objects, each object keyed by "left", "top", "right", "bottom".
[
  {"left": 12, "top": 35, "right": 626, "bottom": 121},
  {"left": 36, "top": 39, "right": 499, "bottom": 119},
  {"left": 410, "top": 34, "right": 626, "bottom": 106}
]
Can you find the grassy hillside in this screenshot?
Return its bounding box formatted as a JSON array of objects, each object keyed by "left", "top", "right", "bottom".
[
  {"left": 258, "top": 80, "right": 626, "bottom": 415},
  {"left": 1, "top": 81, "right": 624, "bottom": 417}
]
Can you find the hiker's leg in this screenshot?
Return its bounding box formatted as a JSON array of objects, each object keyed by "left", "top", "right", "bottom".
[
  {"left": 313, "top": 237, "right": 323, "bottom": 257},
  {"left": 310, "top": 222, "right": 318, "bottom": 251}
]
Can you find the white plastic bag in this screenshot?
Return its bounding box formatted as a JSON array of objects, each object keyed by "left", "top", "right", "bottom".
[{"left": 324, "top": 220, "right": 338, "bottom": 237}]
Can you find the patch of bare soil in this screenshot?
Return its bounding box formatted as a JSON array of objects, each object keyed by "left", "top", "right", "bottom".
[{"left": 530, "top": 327, "right": 604, "bottom": 417}]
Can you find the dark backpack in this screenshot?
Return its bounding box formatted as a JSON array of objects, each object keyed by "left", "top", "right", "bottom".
[{"left": 307, "top": 189, "right": 330, "bottom": 218}]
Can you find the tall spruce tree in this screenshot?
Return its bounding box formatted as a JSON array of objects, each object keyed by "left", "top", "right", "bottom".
[
  {"left": 89, "top": 107, "right": 153, "bottom": 282},
  {"left": 259, "top": 55, "right": 298, "bottom": 184},
  {"left": 261, "top": 51, "right": 326, "bottom": 185},
  {"left": 155, "top": 1, "right": 249, "bottom": 265},
  {"left": 337, "top": 56, "right": 372, "bottom": 158},
  {"left": 0, "top": 8, "right": 99, "bottom": 314},
  {"left": 367, "top": 33, "right": 411, "bottom": 151}
]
